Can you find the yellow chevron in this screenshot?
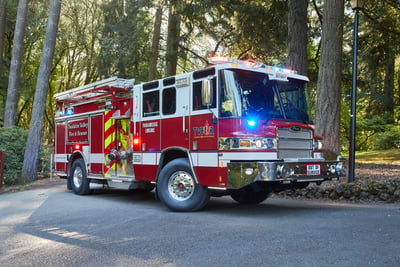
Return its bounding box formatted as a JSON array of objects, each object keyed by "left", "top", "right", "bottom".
[{"left": 104, "top": 111, "right": 114, "bottom": 148}]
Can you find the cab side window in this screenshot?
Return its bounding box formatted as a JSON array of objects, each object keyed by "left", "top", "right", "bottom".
[
  {"left": 143, "top": 90, "right": 159, "bottom": 117},
  {"left": 162, "top": 87, "right": 176, "bottom": 115},
  {"left": 192, "top": 78, "right": 216, "bottom": 111}
]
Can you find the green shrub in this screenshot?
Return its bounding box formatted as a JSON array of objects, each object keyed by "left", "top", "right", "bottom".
[
  {"left": 38, "top": 144, "right": 54, "bottom": 177},
  {"left": 0, "top": 127, "right": 54, "bottom": 185},
  {"left": 0, "top": 127, "right": 28, "bottom": 185},
  {"left": 372, "top": 126, "right": 400, "bottom": 150}
]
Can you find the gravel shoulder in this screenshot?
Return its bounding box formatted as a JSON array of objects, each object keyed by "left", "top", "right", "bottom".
[{"left": 274, "top": 162, "right": 400, "bottom": 203}]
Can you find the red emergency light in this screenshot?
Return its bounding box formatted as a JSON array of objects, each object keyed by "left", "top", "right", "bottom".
[
  {"left": 244, "top": 60, "right": 257, "bottom": 67},
  {"left": 208, "top": 56, "right": 232, "bottom": 65},
  {"left": 211, "top": 56, "right": 229, "bottom": 62},
  {"left": 133, "top": 138, "right": 140, "bottom": 145},
  {"left": 209, "top": 56, "right": 261, "bottom": 69}
]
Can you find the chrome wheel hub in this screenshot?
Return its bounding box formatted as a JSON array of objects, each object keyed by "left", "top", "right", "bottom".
[
  {"left": 73, "top": 167, "right": 83, "bottom": 189},
  {"left": 168, "top": 171, "right": 195, "bottom": 201}
]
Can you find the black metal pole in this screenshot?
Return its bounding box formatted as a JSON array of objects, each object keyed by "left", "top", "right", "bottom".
[{"left": 348, "top": 8, "right": 360, "bottom": 183}]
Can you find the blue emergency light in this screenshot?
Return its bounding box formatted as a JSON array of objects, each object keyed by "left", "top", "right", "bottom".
[
  {"left": 246, "top": 118, "right": 258, "bottom": 129},
  {"left": 66, "top": 107, "right": 74, "bottom": 116}
]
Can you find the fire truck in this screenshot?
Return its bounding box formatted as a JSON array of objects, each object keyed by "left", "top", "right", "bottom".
[{"left": 54, "top": 56, "right": 346, "bottom": 211}]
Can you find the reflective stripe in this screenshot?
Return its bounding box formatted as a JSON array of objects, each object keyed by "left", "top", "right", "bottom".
[
  {"left": 54, "top": 154, "right": 68, "bottom": 163},
  {"left": 54, "top": 153, "right": 104, "bottom": 164},
  {"left": 104, "top": 111, "right": 115, "bottom": 175},
  {"left": 90, "top": 153, "right": 104, "bottom": 164},
  {"left": 219, "top": 152, "right": 277, "bottom": 161},
  {"left": 190, "top": 152, "right": 218, "bottom": 167}
]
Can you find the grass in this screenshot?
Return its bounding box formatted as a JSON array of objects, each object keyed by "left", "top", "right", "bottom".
[{"left": 354, "top": 149, "right": 400, "bottom": 164}]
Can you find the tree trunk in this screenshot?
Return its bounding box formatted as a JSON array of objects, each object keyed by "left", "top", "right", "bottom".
[
  {"left": 148, "top": 3, "right": 162, "bottom": 81},
  {"left": 398, "top": 71, "right": 400, "bottom": 121},
  {"left": 315, "top": 0, "right": 344, "bottom": 156},
  {"left": 20, "top": 0, "right": 61, "bottom": 182},
  {"left": 165, "top": 0, "right": 180, "bottom": 77},
  {"left": 286, "top": 0, "right": 308, "bottom": 76},
  {"left": 383, "top": 57, "right": 394, "bottom": 124},
  {"left": 3, "top": 0, "right": 28, "bottom": 127},
  {"left": 383, "top": 34, "right": 394, "bottom": 124}
]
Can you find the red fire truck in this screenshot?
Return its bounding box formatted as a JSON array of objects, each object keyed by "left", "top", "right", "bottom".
[{"left": 54, "top": 57, "right": 345, "bottom": 211}]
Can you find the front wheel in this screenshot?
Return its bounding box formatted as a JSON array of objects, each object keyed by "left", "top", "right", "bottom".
[
  {"left": 70, "top": 158, "right": 91, "bottom": 195},
  {"left": 156, "top": 158, "right": 210, "bottom": 211}
]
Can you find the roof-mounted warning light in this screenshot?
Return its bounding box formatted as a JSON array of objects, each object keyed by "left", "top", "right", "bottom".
[
  {"left": 208, "top": 56, "right": 232, "bottom": 65},
  {"left": 208, "top": 56, "right": 305, "bottom": 80},
  {"left": 265, "top": 66, "right": 296, "bottom": 75},
  {"left": 244, "top": 60, "right": 257, "bottom": 67},
  {"left": 208, "top": 56, "right": 264, "bottom": 69}
]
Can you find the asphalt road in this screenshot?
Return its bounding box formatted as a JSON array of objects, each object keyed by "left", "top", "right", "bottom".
[{"left": 0, "top": 184, "right": 399, "bottom": 267}]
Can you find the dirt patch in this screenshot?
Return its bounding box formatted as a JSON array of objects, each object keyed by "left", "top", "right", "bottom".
[{"left": 0, "top": 175, "right": 65, "bottom": 194}]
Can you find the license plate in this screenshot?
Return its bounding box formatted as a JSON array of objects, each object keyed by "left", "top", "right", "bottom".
[{"left": 307, "top": 164, "right": 321, "bottom": 176}]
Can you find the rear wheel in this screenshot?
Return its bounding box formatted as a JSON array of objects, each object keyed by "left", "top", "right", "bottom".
[
  {"left": 70, "top": 159, "right": 90, "bottom": 195},
  {"left": 156, "top": 158, "right": 210, "bottom": 211},
  {"left": 230, "top": 186, "right": 270, "bottom": 205}
]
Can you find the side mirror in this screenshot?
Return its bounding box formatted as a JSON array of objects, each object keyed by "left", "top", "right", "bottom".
[{"left": 201, "top": 78, "right": 213, "bottom": 106}]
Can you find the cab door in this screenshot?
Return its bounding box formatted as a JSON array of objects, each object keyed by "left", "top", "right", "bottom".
[
  {"left": 161, "top": 76, "right": 190, "bottom": 150},
  {"left": 189, "top": 76, "right": 219, "bottom": 187}
]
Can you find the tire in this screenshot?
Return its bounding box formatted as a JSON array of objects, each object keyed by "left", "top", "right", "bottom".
[
  {"left": 230, "top": 186, "right": 270, "bottom": 205},
  {"left": 156, "top": 158, "right": 210, "bottom": 212},
  {"left": 70, "top": 158, "right": 91, "bottom": 195}
]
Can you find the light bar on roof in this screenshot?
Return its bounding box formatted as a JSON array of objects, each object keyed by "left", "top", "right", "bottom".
[
  {"left": 209, "top": 56, "right": 263, "bottom": 68},
  {"left": 208, "top": 56, "right": 301, "bottom": 79},
  {"left": 266, "top": 66, "right": 295, "bottom": 74},
  {"left": 208, "top": 56, "right": 232, "bottom": 64}
]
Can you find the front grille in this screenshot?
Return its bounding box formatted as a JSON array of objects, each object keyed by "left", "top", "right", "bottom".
[{"left": 277, "top": 127, "right": 313, "bottom": 159}]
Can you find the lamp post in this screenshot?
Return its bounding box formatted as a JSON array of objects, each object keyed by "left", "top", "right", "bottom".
[{"left": 348, "top": 0, "right": 365, "bottom": 183}]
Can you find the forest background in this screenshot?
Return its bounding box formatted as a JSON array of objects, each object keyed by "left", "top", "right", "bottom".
[{"left": 0, "top": 0, "right": 399, "bottom": 184}]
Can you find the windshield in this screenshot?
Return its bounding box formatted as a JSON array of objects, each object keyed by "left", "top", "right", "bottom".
[{"left": 219, "top": 69, "right": 311, "bottom": 123}]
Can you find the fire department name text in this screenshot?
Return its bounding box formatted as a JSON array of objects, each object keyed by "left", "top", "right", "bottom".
[
  {"left": 143, "top": 122, "right": 158, "bottom": 133},
  {"left": 68, "top": 122, "right": 88, "bottom": 129},
  {"left": 68, "top": 122, "right": 88, "bottom": 138}
]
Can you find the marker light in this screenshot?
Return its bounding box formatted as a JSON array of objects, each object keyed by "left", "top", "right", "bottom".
[
  {"left": 133, "top": 138, "right": 140, "bottom": 145},
  {"left": 66, "top": 107, "right": 74, "bottom": 116},
  {"left": 74, "top": 144, "right": 81, "bottom": 150}
]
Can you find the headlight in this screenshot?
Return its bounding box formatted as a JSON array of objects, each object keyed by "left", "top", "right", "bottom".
[
  {"left": 313, "top": 139, "right": 323, "bottom": 151},
  {"left": 329, "top": 162, "right": 346, "bottom": 176},
  {"left": 219, "top": 137, "right": 277, "bottom": 150}
]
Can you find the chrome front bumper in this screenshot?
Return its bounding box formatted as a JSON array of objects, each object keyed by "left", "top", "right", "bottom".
[{"left": 227, "top": 159, "right": 346, "bottom": 189}]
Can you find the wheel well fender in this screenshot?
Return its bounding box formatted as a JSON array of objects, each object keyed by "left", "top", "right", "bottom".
[
  {"left": 67, "top": 152, "right": 86, "bottom": 180},
  {"left": 156, "top": 147, "right": 198, "bottom": 183}
]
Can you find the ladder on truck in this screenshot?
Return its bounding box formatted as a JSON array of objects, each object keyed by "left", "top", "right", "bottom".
[{"left": 55, "top": 77, "right": 135, "bottom": 104}]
